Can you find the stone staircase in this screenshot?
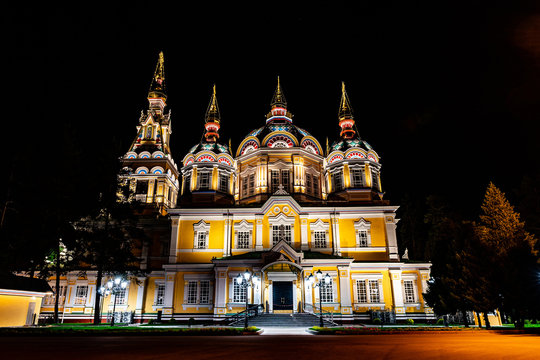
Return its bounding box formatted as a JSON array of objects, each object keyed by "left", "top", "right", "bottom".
[{"left": 241, "top": 313, "right": 336, "bottom": 328}]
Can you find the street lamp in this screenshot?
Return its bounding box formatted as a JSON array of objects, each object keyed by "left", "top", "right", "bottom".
[
  {"left": 235, "top": 270, "right": 260, "bottom": 328},
  {"left": 308, "top": 269, "right": 331, "bottom": 327},
  {"left": 102, "top": 276, "right": 128, "bottom": 327}
]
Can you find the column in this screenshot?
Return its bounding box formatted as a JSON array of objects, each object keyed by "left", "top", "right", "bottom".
[
  {"left": 385, "top": 215, "right": 399, "bottom": 261},
  {"left": 338, "top": 266, "right": 353, "bottom": 319},
  {"left": 300, "top": 216, "right": 309, "bottom": 250},
  {"left": 134, "top": 277, "right": 147, "bottom": 322},
  {"left": 163, "top": 272, "right": 175, "bottom": 319},
  {"left": 213, "top": 267, "right": 228, "bottom": 317},
  {"left": 223, "top": 217, "right": 231, "bottom": 257},
  {"left": 169, "top": 218, "right": 179, "bottom": 263},
  {"left": 303, "top": 268, "right": 313, "bottom": 313},
  {"left": 255, "top": 215, "right": 263, "bottom": 251},
  {"left": 389, "top": 269, "right": 405, "bottom": 316},
  {"left": 331, "top": 212, "right": 341, "bottom": 256}
]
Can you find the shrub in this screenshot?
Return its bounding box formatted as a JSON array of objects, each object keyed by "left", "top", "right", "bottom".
[
  {"left": 372, "top": 318, "right": 382, "bottom": 325},
  {"left": 168, "top": 318, "right": 179, "bottom": 325},
  {"left": 406, "top": 319, "right": 414, "bottom": 325},
  {"left": 436, "top": 318, "right": 444, "bottom": 325},
  {"left": 188, "top": 317, "right": 195, "bottom": 327}
]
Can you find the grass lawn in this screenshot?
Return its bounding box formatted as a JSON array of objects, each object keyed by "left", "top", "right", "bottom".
[{"left": 0, "top": 325, "right": 260, "bottom": 336}]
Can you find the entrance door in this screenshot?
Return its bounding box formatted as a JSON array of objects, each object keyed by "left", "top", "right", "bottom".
[{"left": 272, "top": 281, "right": 293, "bottom": 311}]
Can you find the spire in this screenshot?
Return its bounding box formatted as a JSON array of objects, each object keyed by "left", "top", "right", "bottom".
[
  {"left": 271, "top": 76, "right": 287, "bottom": 109},
  {"left": 338, "top": 82, "right": 357, "bottom": 139},
  {"left": 204, "top": 84, "right": 221, "bottom": 143},
  {"left": 148, "top": 51, "right": 166, "bottom": 100},
  {"left": 338, "top": 82, "right": 353, "bottom": 120}
]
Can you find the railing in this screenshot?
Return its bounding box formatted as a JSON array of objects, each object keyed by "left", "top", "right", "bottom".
[
  {"left": 304, "top": 303, "right": 339, "bottom": 326},
  {"left": 225, "top": 304, "right": 263, "bottom": 326}
]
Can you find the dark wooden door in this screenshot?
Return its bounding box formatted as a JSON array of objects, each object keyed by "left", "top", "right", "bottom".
[{"left": 272, "top": 281, "right": 293, "bottom": 310}]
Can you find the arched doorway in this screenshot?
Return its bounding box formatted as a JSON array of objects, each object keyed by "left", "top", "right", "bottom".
[{"left": 262, "top": 261, "right": 302, "bottom": 313}]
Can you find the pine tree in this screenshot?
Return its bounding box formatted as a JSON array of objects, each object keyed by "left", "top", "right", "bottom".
[{"left": 474, "top": 182, "right": 539, "bottom": 329}]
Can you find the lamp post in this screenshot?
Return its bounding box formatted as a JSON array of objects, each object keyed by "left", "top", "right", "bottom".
[
  {"left": 308, "top": 269, "right": 331, "bottom": 327},
  {"left": 102, "top": 276, "right": 128, "bottom": 327},
  {"left": 235, "top": 270, "right": 260, "bottom": 328}
]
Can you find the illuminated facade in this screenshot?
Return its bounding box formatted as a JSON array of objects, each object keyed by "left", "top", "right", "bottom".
[{"left": 39, "top": 54, "right": 433, "bottom": 323}]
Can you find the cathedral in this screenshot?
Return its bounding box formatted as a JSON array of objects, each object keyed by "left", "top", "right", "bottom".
[{"left": 39, "top": 53, "right": 433, "bottom": 323}]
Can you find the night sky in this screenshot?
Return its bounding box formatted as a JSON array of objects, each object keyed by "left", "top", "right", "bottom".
[{"left": 3, "top": 1, "right": 540, "bottom": 219}]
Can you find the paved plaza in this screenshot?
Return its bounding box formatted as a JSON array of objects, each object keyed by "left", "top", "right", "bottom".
[{"left": 1, "top": 331, "right": 539, "bottom": 359}]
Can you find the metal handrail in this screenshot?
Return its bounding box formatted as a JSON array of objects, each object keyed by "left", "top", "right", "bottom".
[
  {"left": 225, "top": 304, "right": 263, "bottom": 326},
  {"left": 303, "top": 303, "right": 339, "bottom": 326}
]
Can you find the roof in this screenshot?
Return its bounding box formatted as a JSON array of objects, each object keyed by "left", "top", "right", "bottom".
[{"left": 0, "top": 274, "right": 52, "bottom": 293}]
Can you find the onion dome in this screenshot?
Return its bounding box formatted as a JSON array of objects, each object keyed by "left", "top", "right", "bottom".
[
  {"left": 182, "top": 86, "right": 233, "bottom": 167},
  {"left": 237, "top": 78, "right": 323, "bottom": 157}
]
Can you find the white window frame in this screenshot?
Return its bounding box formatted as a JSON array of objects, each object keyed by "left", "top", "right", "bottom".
[
  {"left": 234, "top": 220, "right": 254, "bottom": 250},
  {"left": 154, "top": 282, "right": 165, "bottom": 306},
  {"left": 268, "top": 213, "right": 295, "bottom": 247},
  {"left": 350, "top": 167, "right": 364, "bottom": 188},
  {"left": 193, "top": 220, "right": 210, "bottom": 249},
  {"left": 352, "top": 274, "right": 385, "bottom": 307},
  {"left": 310, "top": 219, "right": 330, "bottom": 249},
  {"left": 197, "top": 171, "right": 210, "bottom": 190},
  {"left": 402, "top": 274, "right": 419, "bottom": 304},
  {"left": 182, "top": 274, "right": 214, "bottom": 309},
  {"left": 332, "top": 169, "right": 344, "bottom": 192},
  {"left": 320, "top": 278, "right": 334, "bottom": 303},
  {"left": 354, "top": 218, "right": 372, "bottom": 248},
  {"left": 114, "top": 287, "right": 128, "bottom": 305},
  {"left": 218, "top": 171, "right": 229, "bottom": 193},
  {"left": 74, "top": 285, "right": 88, "bottom": 305}
]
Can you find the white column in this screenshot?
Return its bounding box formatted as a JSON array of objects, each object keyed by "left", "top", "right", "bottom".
[
  {"left": 253, "top": 270, "right": 262, "bottom": 305},
  {"left": 268, "top": 282, "right": 273, "bottom": 313},
  {"left": 338, "top": 266, "right": 352, "bottom": 318},
  {"left": 300, "top": 217, "right": 309, "bottom": 250},
  {"left": 223, "top": 217, "right": 231, "bottom": 257},
  {"left": 214, "top": 267, "right": 228, "bottom": 317},
  {"left": 304, "top": 269, "right": 313, "bottom": 313},
  {"left": 385, "top": 215, "right": 399, "bottom": 261},
  {"left": 135, "top": 277, "right": 147, "bottom": 317},
  {"left": 292, "top": 280, "right": 298, "bottom": 312},
  {"left": 331, "top": 213, "right": 341, "bottom": 256},
  {"left": 163, "top": 272, "right": 175, "bottom": 319},
  {"left": 86, "top": 274, "right": 96, "bottom": 309},
  {"left": 255, "top": 215, "right": 263, "bottom": 251},
  {"left": 389, "top": 269, "right": 405, "bottom": 316},
  {"left": 169, "top": 218, "right": 179, "bottom": 263}
]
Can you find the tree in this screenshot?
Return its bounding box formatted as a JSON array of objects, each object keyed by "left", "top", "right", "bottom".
[{"left": 474, "top": 182, "right": 539, "bottom": 329}]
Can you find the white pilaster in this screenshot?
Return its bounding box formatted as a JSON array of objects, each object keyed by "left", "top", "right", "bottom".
[
  {"left": 223, "top": 217, "right": 231, "bottom": 257},
  {"left": 135, "top": 277, "right": 147, "bottom": 314},
  {"left": 255, "top": 215, "right": 263, "bottom": 251},
  {"left": 163, "top": 272, "right": 176, "bottom": 318},
  {"left": 338, "top": 266, "right": 352, "bottom": 318},
  {"left": 169, "top": 218, "right": 179, "bottom": 263},
  {"left": 385, "top": 215, "right": 400, "bottom": 261},
  {"left": 331, "top": 213, "right": 341, "bottom": 256},
  {"left": 213, "top": 267, "right": 228, "bottom": 317},
  {"left": 389, "top": 269, "right": 405, "bottom": 315},
  {"left": 300, "top": 217, "right": 309, "bottom": 250}
]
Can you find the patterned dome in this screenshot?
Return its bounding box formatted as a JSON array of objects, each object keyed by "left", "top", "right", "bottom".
[
  {"left": 187, "top": 141, "right": 230, "bottom": 155},
  {"left": 330, "top": 138, "right": 374, "bottom": 152}
]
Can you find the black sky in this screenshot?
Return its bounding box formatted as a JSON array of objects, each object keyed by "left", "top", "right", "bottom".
[{"left": 3, "top": 1, "right": 540, "bottom": 218}]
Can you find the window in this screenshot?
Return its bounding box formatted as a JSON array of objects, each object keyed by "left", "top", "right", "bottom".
[
  {"left": 114, "top": 288, "right": 127, "bottom": 305},
  {"left": 355, "top": 279, "right": 383, "bottom": 304},
  {"left": 354, "top": 219, "right": 372, "bottom": 248},
  {"left": 320, "top": 279, "right": 333, "bottom": 303},
  {"left": 136, "top": 180, "right": 148, "bottom": 195},
  {"left": 369, "top": 280, "right": 380, "bottom": 303},
  {"left": 44, "top": 285, "right": 66, "bottom": 306},
  {"left": 155, "top": 284, "right": 165, "bottom": 305},
  {"left": 248, "top": 174, "right": 255, "bottom": 195},
  {"left": 351, "top": 169, "right": 363, "bottom": 188},
  {"left": 281, "top": 170, "right": 290, "bottom": 192},
  {"left": 332, "top": 171, "right": 343, "bottom": 191},
  {"left": 313, "top": 231, "right": 327, "bottom": 248},
  {"left": 198, "top": 172, "right": 210, "bottom": 190},
  {"left": 403, "top": 280, "right": 416, "bottom": 303},
  {"left": 242, "top": 177, "right": 248, "bottom": 196},
  {"left": 219, "top": 173, "right": 229, "bottom": 193},
  {"left": 74, "top": 285, "right": 88, "bottom": 305},
  {"left": 183, "top": 174, "right": 191, "bottom": 194},
  {"left": 196, "top": 231, "right": 208, "bottom": 249},
  {"left": 358, "top": 230, "right": 369, "bottom": 247},
  {"left": 371, "top": 172, "right": 379, "bottom": 190},
  {"left": 187, "top": 281, "right": 198, "bottom": 304},
  {"left": 199, "top": 281, "right": 210, "bottom": 304},
  {"left": 272, "top": 224, "right": 292, "bottom": 246},
  {"left": 306, "top": 173, "right": 313, "bottom": 195},
  {"left": 312, "top": 175, "right": 319, "bottom": 196},
  {"left": 271, "top": 170, "right": 280, "bottom": 193},
  {"left": 233, "top": 281, "right": 246, "bottom": 303},
  {"left": 237, "top": 231, "right": 250, "bottom": 249}
]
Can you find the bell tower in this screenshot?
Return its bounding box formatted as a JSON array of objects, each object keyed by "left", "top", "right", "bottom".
[{"left": 118, "top": 51, "right": 180, "bottom": 214}]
